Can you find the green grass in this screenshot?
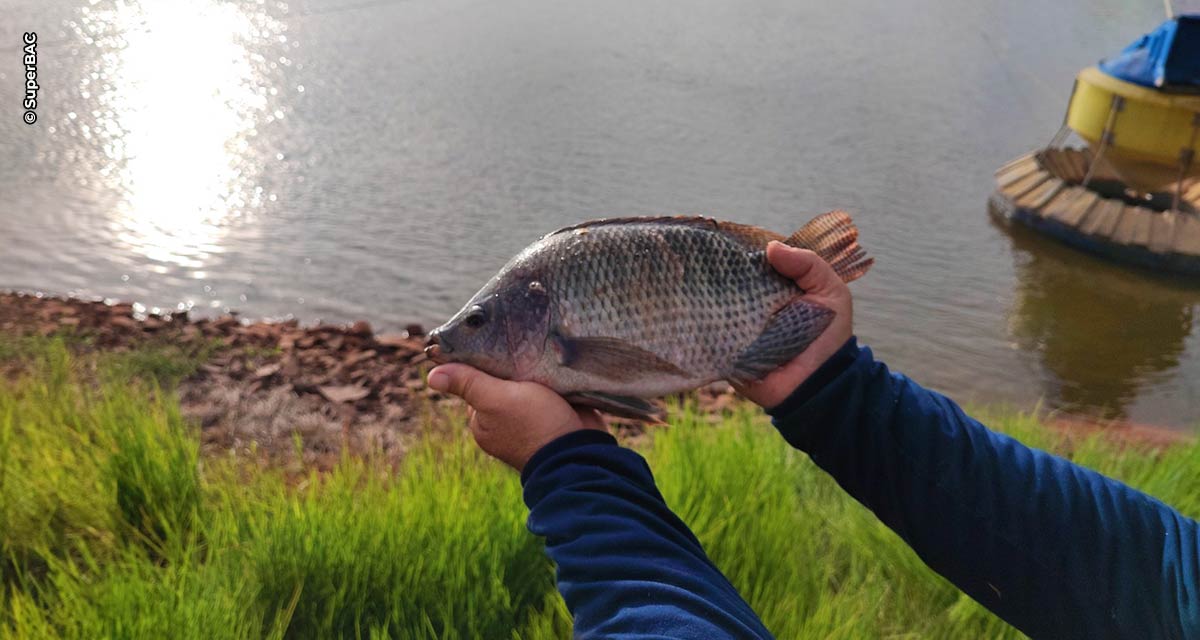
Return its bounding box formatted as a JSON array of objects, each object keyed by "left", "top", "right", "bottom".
[{"left": 0, "top": 336, "right": 1197, "bottom": 638}]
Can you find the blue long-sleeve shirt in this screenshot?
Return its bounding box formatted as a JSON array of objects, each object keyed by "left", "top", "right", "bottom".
[{"left": 520, "top": 338, "right": 1200, "bottom": 639}]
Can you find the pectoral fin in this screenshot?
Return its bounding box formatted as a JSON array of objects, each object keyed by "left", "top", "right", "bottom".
[
  {"left": 729, "top": 299, "right": 834, "bottom": 384},
  {"left": 552, "top": 333, "right": 688, "bottom": 382},
  {"left": 565, "top": 391, "right": 667, "bottom": 423}
]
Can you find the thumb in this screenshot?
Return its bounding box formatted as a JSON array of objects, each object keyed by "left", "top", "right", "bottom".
[
  {"left": 427, "top": 363, "right": 510, "bottom": 411},
  {"left": 766, "top": 242, "right": 840, "bottom": 292}
]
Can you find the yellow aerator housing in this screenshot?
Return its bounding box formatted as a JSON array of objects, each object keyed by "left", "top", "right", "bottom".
[{"left": 1066, "top": 66, "right": 1200, "bottom": 192}]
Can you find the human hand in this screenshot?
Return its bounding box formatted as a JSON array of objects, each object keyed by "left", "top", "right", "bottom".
[
  {"left": 736, "top": 242, "right": 854, "bottom": 410},
  {"left": 426, "top": 364, "right": 607, "bottom": 472}
]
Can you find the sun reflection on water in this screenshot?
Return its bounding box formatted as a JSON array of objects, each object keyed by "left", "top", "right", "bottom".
[{"left": 71, "top": 0, "right": 286, "bottom": 269}]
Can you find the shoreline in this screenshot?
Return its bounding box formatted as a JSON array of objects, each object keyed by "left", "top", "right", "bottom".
[
  {"left": 1, "top": 291, "right": 1191, "bottom": 460},
  {"left": 0, "top": 291, "right": 441, "bottom": 467}
]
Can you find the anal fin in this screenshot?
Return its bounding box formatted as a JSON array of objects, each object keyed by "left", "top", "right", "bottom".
[
  {"left": 729, "top": 299, "right": 834, "bottom": 384},
  {"left": 565, "top": 392, "right": 667, "bottom": 423}
]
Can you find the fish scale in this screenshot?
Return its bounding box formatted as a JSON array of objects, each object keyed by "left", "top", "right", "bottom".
[
  {"left": 544, "top": 223, "right": 793, "bottom": 376},
  {"left": 427, "top": 211, "right": 872, "bottom": 421}
]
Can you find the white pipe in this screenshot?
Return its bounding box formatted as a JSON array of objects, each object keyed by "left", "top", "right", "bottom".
[{"left": 1164, "top": 0, "right": 1174, "bottom": 18}]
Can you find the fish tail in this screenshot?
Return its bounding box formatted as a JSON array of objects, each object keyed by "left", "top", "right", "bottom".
[{"left": 785, "top": 210, "right": 873, "bottom": 283}]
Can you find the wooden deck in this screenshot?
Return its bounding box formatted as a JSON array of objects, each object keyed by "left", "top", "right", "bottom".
[{"left": 992, "top": 148, "right": 1200, "bottom": 274}]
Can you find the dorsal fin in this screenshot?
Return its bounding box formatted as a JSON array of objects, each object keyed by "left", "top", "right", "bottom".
[
  {"left": 544, "top": 216, "right": 720, "bottom": 239},
  {"left": 546, "top": 215, "right": 786, "bottom": 249}
]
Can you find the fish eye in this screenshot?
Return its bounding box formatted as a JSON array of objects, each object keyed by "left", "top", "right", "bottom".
[{"left": 464, "top": 306, "right": 488, "bottom": 329}]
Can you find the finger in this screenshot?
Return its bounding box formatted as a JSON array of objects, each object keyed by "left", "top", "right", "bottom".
[
  {"left": 766, "top": 242, "right": 842, "bottom": 293},
  {"left": 427, "top": 363, "right": 514, "bottom": 412}
]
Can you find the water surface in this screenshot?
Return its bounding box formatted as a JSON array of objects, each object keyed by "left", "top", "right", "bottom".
[{"left": 2, "top": 0, "right": 1196, "bottom": 427}]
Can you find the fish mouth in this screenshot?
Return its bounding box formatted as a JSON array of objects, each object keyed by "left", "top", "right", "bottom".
[{"left": 424, "top": 331, "right": 450, "bottom": 364}]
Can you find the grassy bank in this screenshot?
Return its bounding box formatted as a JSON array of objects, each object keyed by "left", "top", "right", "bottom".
[{"left": 1, "top": 337, "right": 1197, "bottom": 638}]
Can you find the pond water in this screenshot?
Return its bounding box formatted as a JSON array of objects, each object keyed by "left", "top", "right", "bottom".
[{"left": 2, "top": 0, "right": 1196, "bottom": 427}]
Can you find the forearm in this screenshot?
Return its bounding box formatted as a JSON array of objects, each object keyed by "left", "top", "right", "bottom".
[
  {"left": 770, "top": 338, "right": 1200, "bottom": 639},
  {"left": 521, "top": 430, "right": 774, "bottom": 639}
]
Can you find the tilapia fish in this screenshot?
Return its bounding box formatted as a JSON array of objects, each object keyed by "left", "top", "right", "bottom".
[{"left": 426, "top": 211, "right": 871, "bottom": 420}]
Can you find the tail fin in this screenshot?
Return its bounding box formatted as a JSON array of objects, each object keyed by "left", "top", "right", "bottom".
[{"left": 785, "top": 210, "right": 873, "bottom": 283}]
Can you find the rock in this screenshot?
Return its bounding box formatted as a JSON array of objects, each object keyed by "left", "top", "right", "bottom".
[
  {"left": 280, "top": 356, "right": 301, "bottom": 378},
  {"left": 318, "top": 385, "right": 370, "bottom": 404},
  {"left": 375, "top": 333, "right": 422, "bottom": 355},
  {"left": 254, "top": 363, "right": 282, "bottom": 379},
  {"left": 110, "top": 316, "right": 138, "bottom": 329},
  {"left": 349, "top": 320, "right": 373, "bottom": 337},
  {"left": 344, "top": 350, "right": 376, "bottom": 366},
  {"left": 238, "top": 324, "right": 277, "bottom": 340},
  {"left": 108, "top": 302, "right": 134, "bottom": 316},
  {"left": 404, "top": 323, "right": 425, "bottom": 338},
  {"left": 278, "top": 332, "right": 302, "bottom": 350}
]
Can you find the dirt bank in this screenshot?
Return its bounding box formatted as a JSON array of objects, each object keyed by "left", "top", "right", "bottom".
[{"left": 0, "top": 292, "right": 453, "bottom": 466}]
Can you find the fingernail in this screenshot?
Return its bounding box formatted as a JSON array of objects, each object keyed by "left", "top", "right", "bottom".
[{"left": 427, "top": 370, "right": 449, "bottom": 392}]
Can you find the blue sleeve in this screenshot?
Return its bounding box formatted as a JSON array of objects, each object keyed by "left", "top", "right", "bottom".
[
  {"left": 520, "top": 429, "right": 775, "bottom": 639},
  {"left": 769, "top": 337, "right": 1200, "bottom": 639}
]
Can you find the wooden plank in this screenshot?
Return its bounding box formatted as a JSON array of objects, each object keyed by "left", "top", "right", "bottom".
[
  {"left": 995, "top": 153, "right": 1036, "bottom": 177},
  {"left": 1037, "top": 150, "right": 1068, "bottom": 181},
  {"left": 1172, "top": 213, "right": 1200, "bottom": 256},
  {"left": 996, "top": 156, "right": 1038, "bottom": 182},
  {"left": 1038, "top": 188, "right": 1080, "bottom": 225},
  {"left": 1003, "top": 171, "right": 1050, "bottom": 200},
  {"left": 1104, "top": 200, "right": 1132, "bottom": 238},
  {"left": 1111, "top": 205, "right": 1152, "bottom": 247},
  {"left": 1047, "top": 149, "right": 1078, "bottom": 182},
  {"left": 1149, "top": 211, "right": 1176, "bottom": 254},
  {"left": 996, "top": 159, "right": 1042, "bottom": 187},
  {"left": 1065, "top": 149, "right": 1089, "bottom": 183},
  {"left": 1081, "top": 199, "right": 1124, "bottom": 237},
  {"left": 1076, "top": 148, "right": 1105, "bottom": 181},
  {"left": 1041, "top": 188, "right": 1085, "bottom": 225},
  {"left": 1024, "top": 178, "right": 1067, "bottom": 210},
  {"left": 1075, "top": 152, "right": 1094, "bottom": 184},
  {"left": 1000, "top": 170, "right": 1045, "bottom": 197},
  {"left": 1053, "top": 189, "right": 1099, "bottom": 227}
]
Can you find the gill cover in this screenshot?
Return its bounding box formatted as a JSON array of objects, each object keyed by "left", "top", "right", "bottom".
[{"left": 504, "top": 278, "right": 553, "bottom": 376}]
